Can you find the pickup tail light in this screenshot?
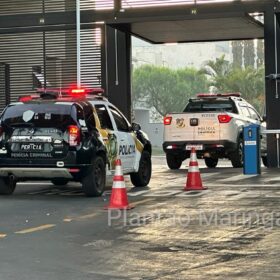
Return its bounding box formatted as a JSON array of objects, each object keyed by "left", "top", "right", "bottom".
[
  {"left": 164, "top": 116, "right": 172, "bottom": 125},
  {"left": 218, "top": 114, "right": 232, "bottom": 123},
  {"left": 68, "top": 125, "right": 81, "bottom": 146}
]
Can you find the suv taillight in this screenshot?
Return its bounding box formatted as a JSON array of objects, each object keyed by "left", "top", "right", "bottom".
[
  {"left": 164, "top": 116, "right": 172, "bottom": 125},
  {"left": 218, "top": 114, "right": 232, "bottom": 123},
  {"left": 68, "top": 125, "right": 81, "bottom": 146}
]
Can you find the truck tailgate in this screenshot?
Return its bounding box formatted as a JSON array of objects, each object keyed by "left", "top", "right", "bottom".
[
  {"left": 164, "top": 113, "right": 221, "bottom": 142},
  {"left": 193, "top": 113, "right": 220, "bottom": 141}
]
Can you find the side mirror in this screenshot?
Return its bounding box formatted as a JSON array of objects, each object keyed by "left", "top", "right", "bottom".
[
  {"left": 262, "top": 115, "right": 267, "bottom": 122},
  {"left": 132, "top": 122, "right": 141, "bottom": 131}
]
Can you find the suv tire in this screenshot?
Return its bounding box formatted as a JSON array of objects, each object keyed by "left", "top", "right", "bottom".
[
  {"left": 0, "top": 177, "right": 16, "bottom": 195},
  {"left": 82, "top": 156, "right": 106, "bottom": 197},
  {"left": 205, "top": 157, "right": 218, "bottom": 168},
  {"left": 131, "top": 151, "right": 152, "bottom": 187},
  {"left": 51, "top": 178, "right": 69, "bottom": 186},
  {"left": 166, "top": 154, "right": 182, "bottom": 170},
  {"left": 230, "top": 140, "right": 243, "bottom": 168}
]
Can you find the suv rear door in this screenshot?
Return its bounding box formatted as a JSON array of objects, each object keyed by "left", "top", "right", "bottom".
[
  {"left": 0, "top": 102, "right": 80, "bottom": 160},
  {"left": 184, "top": 99, "right": 237, "bottom": 142}
]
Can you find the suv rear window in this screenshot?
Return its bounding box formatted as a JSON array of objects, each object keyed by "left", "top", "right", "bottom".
[
  {"left": 1, "top": 103, "right": 77, "bottom": 128},
  {"left": 184, "top": 100, "right": 237, "bottom": 113}
]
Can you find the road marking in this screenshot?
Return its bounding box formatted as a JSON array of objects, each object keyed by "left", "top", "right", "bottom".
[
  {"left": 207, "top": 184, "right": 280, "bottom": 187},
  {"left": 18, "top": 182, "right": 50, "bottom": 185},
  {"left": 0, "top": 234, "right": 7, "bottom": 238},
  {"left": 15, "top": 224, "right": 56, "bottom": 234},
  {"left": 64, "top": 212, "right": 99, "bottom": 222},
  {"left": 27, "top": 189, "right": 54, "bottom": 195},
  {"left": 266, "top": 176, "right": 280, "bottom": 182},
  {"left": 201, "top": 173, "right": 217, "bottom": 179},
  {"left": 219, "top": 174, "right": 259, "bottom": 182},
  {"left": 61, "top": 190, "right": 84, "bottom": 196},
  {"left": 132, "top": 198, "right": 154, "bottom": 206},
  {"left": 128, "top": 190, "right": 150, "bottom": 197}
]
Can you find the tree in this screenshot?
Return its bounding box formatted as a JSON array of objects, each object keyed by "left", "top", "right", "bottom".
[
  {"left": 257, "top": 40, "right": 264, "bottom": 68},
  {"left": 132, "top": 65, "right": 208, "bottom": 116},
  {"left": 232, "top": 41, "right": 243, "bottom": 68},
  {"left": 204, "top": 56, "right": 265, "bottom": 112},
  {"left": 244, "top": 40, "right": 255, "bottom": 68}
]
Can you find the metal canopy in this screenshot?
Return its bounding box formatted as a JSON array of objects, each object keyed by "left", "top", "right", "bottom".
[
  {"left": 110, "top": 0, "right": 271, "bottom": 43},
  {"left": 130, "top": 16, "right": 263, "bottom": 43}
]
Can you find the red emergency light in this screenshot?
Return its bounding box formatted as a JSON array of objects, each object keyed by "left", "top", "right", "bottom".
[
  {"left": 19, "top": 95, "right": 40, "bottom": 102},
  {"left": 197, "top": 93, "right": 241, "bottom": 98},
  {"left": 69, "top": 87, "right": 104, "bottom": 97}
]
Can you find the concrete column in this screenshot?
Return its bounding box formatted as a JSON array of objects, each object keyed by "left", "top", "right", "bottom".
[
  {"left": 264, "top": 5, "right": 280, "bottom": 167},
  {"left": 103, "top": 25, "right": 132, "bottom": 121}
]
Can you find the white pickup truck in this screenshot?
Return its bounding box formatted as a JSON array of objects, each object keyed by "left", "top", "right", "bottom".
[{"left": 163, "top": 93, "right": 266, "bottom": 169}]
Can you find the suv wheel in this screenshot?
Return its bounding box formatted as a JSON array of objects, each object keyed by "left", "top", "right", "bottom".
[
  {"left": 0, "top": 177, "right": 16, "bottom": 195},
  {"left": 166, "top": 154, "right": 182, "bottom": 170},
  {"left": 204, "top": 157, "right": 218, "bottom": 168},
  {"left": 230, "top": 140, "right": 243, "bottom": 168},
  {"left": 82, "top": 156, "right": 106, "bottom": 197},
  {"left": 130, "top": 151, "right": 152, "bottom": 187},
  {"left": 51, "top": 178, "right": 69, "bottom": 186}
]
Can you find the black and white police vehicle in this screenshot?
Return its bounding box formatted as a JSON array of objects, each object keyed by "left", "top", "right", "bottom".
[
  {"left": 0, "top": 88, "right": 152, "bottom": 196},
  {"left": 163, "top": 93, "right": 266, "bottom": 169}
]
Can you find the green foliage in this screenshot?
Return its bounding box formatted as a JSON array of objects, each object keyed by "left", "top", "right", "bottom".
[
  {"left": 132, "top": 55, "right": 265, "bottom": 116},
  {"left": 132, "top": 65, "right": 208, "bottom": 116},
  {"left": 205, "top": 57, "right": 265, "bottom": 113}
]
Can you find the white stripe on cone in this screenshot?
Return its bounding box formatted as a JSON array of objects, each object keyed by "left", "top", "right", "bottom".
[
  {"left": 115, "top": 165, "right": 123, "bottom": 176},
  {"left": 112, "top": 181, "right": 126, "bottom": 189},
  {"left": 188, "top": 165, "right": 200, "bottom": 172},
  {"left": 190, "top": 151, "right": 197, "bottom": 161}
]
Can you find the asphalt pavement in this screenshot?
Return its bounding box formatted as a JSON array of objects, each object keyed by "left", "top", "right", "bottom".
[{"left": 0, "top": 157, "right": 280, "bottom": 279}]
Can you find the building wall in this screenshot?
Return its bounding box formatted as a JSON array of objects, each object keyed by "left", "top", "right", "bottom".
[
  {"left": 134, "top": 109, "right": 164, "bottom": 147},
  {"left": 132, "top": 38, "right": 232, "bottom": 69}
]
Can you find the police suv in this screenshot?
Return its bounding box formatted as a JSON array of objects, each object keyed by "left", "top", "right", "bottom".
[
  {"left": 163, "top": 93, "right": 266, "bottom": 169},
  {"left": 0, "top": 88, "right": 152, "bottom": 196}
]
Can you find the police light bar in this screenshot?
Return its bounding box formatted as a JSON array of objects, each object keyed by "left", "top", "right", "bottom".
[
  {"left": 69, "top": 87, "right": 104, "bottom": 96},
  {"left": 35, "top": 87, "right": 105, "bottom": 99},
  {"left": 18, "top": 94, "right": 40, "bottom": 102},
  {"left": 197, "top": 93, "right": 241, "bottom": 98}
]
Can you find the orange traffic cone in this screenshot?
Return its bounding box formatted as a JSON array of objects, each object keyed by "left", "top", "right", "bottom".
[
  {"left": 184, "top": 148, "right": 207, "bottom": 191},
  {"left": 106, "top": 158, "right": 134, "bottom": 210}
]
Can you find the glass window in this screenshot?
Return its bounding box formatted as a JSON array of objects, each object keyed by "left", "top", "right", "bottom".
[
  {"left": 184, "top": 100, "right": 236, "bottom": 113},
  {"left": 1, "top": 103, "right": 76, "bottom": 129},
  {"left": 94, "top": 104, "right": 113, "bottom": 130},
  {"left": 248, "top": 107, "right": 260, "bottom": 120},
  {"left": 239, "top": 106, "right": 251, "bottom": 118},
  {"left": 109, "top": 106, "right": 130, "bottom": 132}
]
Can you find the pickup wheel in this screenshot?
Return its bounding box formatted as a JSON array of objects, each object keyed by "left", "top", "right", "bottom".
[
  {"left": 230, "top": 141, "right": 243, "bottom": 168},
  {"left": 0, "top": 177, "right": 16, "bottom": 195},
  {"left": 51, "top": 178, "right": 69, "bottom": 186},
  {"left": 82, "top": 156, "right": 106, "bottom": 197},
  {"left": 130, "top": 151, "right": 152, "bottom": 187},
  {"left": 166, "top": 154, "right": 182, "bottom": 170},
  {"left": 204, "top": 157, "right": 218, "bottom": 168}
]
